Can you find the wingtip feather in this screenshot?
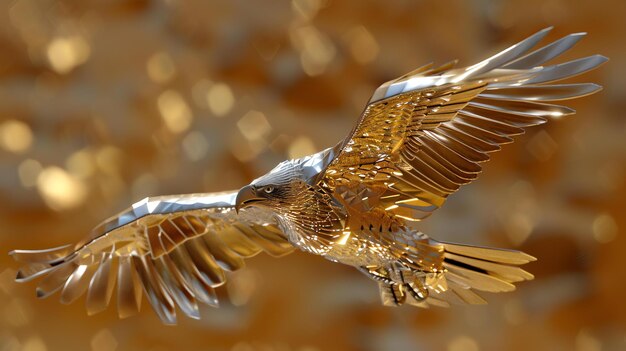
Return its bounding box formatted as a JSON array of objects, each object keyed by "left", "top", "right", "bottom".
[{"left": 595, "top": 55, "right": 610, "bottom": 65}]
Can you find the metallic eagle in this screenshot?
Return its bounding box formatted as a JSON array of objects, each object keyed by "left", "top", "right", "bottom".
[{"left": 10, "top": 28, "right": 606, "bottom": 324}]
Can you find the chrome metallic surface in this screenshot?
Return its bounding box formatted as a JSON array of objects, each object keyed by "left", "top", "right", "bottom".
[{"left": 10, "top": 28, "right": 605, "bottom": 325}]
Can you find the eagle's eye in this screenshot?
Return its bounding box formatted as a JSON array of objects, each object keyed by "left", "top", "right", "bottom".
[{"left": 263, "top": 186, "right": 275, "bottom": 194}]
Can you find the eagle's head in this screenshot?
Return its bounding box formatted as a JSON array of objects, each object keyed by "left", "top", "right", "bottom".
[
  {"left": 234, "top": 147, "right": 337, "bottom": 213},
  {"left": 234, "top": 158, "right": 307, "bottom": 213},
  {"left": 234, "top": 148, "right": 343, "bottom": 246}
]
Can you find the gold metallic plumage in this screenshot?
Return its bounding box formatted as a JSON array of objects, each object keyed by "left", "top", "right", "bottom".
[{"left": 10, "top": 28, "right": 606, "bottom": 324}]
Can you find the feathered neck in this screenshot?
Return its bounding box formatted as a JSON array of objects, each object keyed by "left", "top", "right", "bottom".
[{"left": 274, "top": 183, "right": 345, "bottom": 254}]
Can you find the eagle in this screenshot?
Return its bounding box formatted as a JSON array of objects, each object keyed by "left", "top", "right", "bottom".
[{"left": 10, "top": 28, "right": 606, "bottom": 324}]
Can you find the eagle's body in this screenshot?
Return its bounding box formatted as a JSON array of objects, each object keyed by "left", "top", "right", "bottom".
[{"left": 10, "top": 28, "right": 606, "bottom": 324}]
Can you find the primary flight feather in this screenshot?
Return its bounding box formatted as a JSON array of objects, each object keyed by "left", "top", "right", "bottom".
[{"left": 10, "top": 27, "right": 606, "bottom": 324}]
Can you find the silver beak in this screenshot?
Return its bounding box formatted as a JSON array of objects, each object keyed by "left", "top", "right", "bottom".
[{"left": 235, "top": 185, "right": 263, "bottom": 213}]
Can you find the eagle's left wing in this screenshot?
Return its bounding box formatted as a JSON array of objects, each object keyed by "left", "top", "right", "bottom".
[
  {"left": 10, "top": 191, "right": 294, "bottom": 324},
  {"left": 319, "top": 27, "right": 606, "bottom": 223}
]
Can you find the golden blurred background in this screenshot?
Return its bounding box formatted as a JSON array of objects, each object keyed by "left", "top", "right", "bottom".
[{"left": 0, "top": 0, "right": 624, "bottom": 350}]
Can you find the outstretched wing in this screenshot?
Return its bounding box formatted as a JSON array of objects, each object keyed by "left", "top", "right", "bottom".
[
  {"left": 10, "top": 191, "right": 294, "bottom": 324},
  {"left": 321, "top": 27, "right": 606, "bottom": 222}
]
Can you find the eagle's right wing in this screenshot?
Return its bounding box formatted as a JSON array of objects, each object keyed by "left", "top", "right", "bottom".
[{"left": 10, "top": 191, "right": 294, "bottom": 324}]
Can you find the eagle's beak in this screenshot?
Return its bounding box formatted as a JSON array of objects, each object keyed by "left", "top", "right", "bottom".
[{"left": 235, "top": 185, "right": 263, "bottom": 213}]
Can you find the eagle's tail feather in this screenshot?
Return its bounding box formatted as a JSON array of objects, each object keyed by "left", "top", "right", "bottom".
[
  {"left": 441, "top": 241, "right": 536, "bottom": 290},
  {"left": 377, "top": 240, "right": 535, "bottom": 307},
  {"left": 432, "top": 241, "right": 535, "bottom": 306}
]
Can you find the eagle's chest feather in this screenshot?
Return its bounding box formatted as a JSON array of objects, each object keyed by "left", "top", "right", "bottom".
[{"left": 307, "top": 195, "right": 408, "bottom": 267}]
